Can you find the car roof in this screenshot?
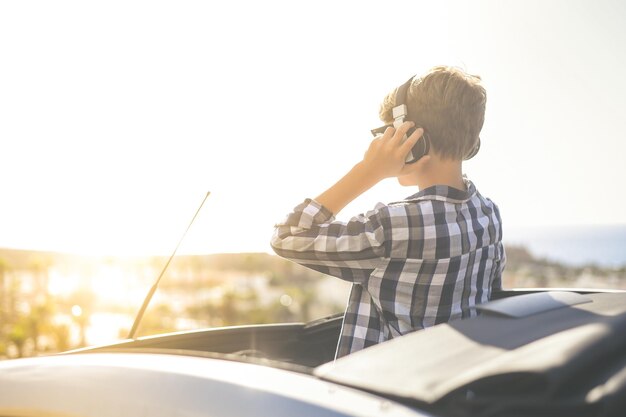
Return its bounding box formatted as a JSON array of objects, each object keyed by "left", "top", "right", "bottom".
[{"left": 315, "top": 291, "right": 626, "bottom": 407}]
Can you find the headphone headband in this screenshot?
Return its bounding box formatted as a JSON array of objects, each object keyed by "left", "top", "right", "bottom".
[{"left": 395, "top": 76, "right": 414, "bottom": 108}]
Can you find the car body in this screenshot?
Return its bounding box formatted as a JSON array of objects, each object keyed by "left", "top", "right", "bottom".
[{"left": 1, "top": 288, "right": 625, "bottom": 417}]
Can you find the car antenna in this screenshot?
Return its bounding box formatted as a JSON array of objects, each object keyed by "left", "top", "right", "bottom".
[{"left": 127, "top": 191, "right": 211, "bottom": 340}]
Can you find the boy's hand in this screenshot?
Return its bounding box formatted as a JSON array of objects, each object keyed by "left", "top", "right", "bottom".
[
  {"left": 314, "top": 121, "right": 428, "bottom": 216},
  {"left": 362, "top": 121, "right": 428, "bottom": 181}
]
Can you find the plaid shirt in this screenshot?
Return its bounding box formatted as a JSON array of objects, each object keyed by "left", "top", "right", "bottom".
[{"left": 271, "top": 179, "right": 505, "bottom": 358}]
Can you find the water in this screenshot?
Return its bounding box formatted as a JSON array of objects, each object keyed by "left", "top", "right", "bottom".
[{"left": 504, "top": 224, "right": 626, "bottom": 268}]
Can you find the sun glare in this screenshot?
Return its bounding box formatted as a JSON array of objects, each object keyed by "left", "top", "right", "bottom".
[{"left": 71, "top": 305, "right": 82, "bottom": 318}]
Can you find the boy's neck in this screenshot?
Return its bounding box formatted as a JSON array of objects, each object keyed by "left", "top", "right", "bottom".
[{"left": 416, "top": 156, "right": 465, "bottom": 191}]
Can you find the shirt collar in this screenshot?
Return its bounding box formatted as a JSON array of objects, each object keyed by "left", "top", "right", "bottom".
[{"left": 393, "top": 177, "right": 476, "bottom": 205}]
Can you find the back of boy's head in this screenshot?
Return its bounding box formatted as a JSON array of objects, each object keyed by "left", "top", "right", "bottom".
[{"left": 379, "top": 66, "right": 486, "bottom": 160}]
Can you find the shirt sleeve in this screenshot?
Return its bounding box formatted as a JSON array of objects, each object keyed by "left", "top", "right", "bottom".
[{"left": 270, "top": 198, "right": 387, "bottom": 284}]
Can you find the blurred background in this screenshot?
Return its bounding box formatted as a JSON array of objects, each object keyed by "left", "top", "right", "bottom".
[{"left": 1, "top": 0, "right": 625, "bottom": 358}]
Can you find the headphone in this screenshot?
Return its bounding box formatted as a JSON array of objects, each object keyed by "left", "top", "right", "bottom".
[{"left": 371, "top": 76, "right": 480, "bottom": 164}]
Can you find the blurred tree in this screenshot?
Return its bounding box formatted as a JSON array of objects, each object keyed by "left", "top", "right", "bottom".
[
  {"left": 8, "top": 318, "right": 28, "bottom": 358},
  {"left": 51, "top": 323, "right": 71, "bottom": 352},
  {"left": 27, "top": 256, "right": 52, "bottom": 299},
  {"left": 62, "top": 288, "right": 96, "bottom": 348},
  {"left": 219, "top": 291, "right": 239, "bottom": 325},
  {"left": 0, "top": 257, "right": 9, "bottom": 353},
  {"left": 28, "top": 298, "right": 56, "bottom": 352}
]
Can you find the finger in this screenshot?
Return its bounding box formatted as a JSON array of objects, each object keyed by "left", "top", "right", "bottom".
[
  {"left": 399, "top": 127, "right": 423, "bottom": 154},
  {"left": 390, "top": 121, "right": 415, "bottom": 145},
  {"left": 382, "top": 125, "right": 396, "bottom": 141}
]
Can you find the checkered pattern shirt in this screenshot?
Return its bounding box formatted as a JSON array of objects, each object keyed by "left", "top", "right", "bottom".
[{"left": 271, "top": 179, "right": 505, "bottom": 358}]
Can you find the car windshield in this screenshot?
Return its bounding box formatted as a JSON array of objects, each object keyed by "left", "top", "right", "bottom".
[{"left": 0, "top": 1, "right": 625, "bottom": 356}]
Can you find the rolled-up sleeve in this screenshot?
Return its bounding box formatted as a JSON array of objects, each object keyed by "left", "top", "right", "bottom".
[{"left": 270, "top": 198, "right": 387, "bottom": 284}]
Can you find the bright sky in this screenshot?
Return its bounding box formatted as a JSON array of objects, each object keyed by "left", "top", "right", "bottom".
[{"left": 1, "top": 0, "right": 625, "bottom": 256}]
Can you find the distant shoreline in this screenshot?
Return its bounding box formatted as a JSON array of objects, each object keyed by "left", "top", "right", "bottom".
[{"left": 505, "top": 224, "right": 626, "bottom": 268}]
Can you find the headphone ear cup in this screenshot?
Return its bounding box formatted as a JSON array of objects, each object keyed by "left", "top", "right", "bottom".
[
  {"left": 464, "top": 138, "right": 481, "bottom": 160},
  {"left": 405, "top": 128, "right": 430, "bottom": 164}
]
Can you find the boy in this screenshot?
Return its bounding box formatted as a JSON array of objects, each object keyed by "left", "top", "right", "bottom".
[{"left": 271, "top": 66, "right": 505, "bottom": 358}]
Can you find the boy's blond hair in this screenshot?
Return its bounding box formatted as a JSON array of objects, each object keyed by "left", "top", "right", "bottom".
[{"left": 379, "top": 66, "right": 486, "bottom": 160}]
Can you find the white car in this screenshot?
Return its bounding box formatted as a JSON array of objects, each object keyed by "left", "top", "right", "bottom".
[{"left": 1, "top": 288, "right": 624, "bottom": 417}]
